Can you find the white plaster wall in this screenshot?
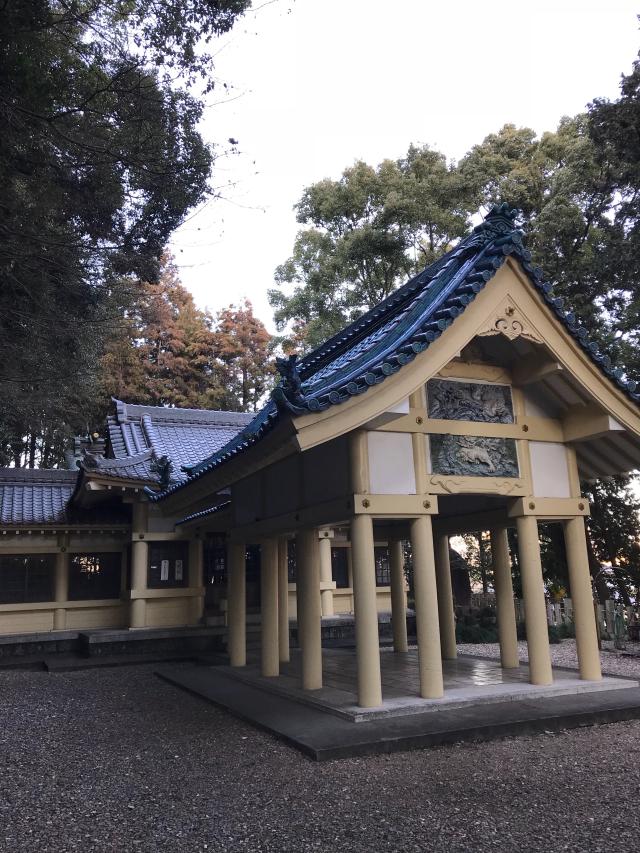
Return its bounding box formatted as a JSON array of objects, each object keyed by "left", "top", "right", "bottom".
[
  {"left": 387, "top": 397, "right": 410, "bottom": 414},
  {"left": 523, "top": 388, "right": 559, "bottom": 419},
  {"left": 529, "top": 441, "right": 571, "bottom": 498},
  {"left": 367, "top": 432, "right": 416, "bottom": 494}
]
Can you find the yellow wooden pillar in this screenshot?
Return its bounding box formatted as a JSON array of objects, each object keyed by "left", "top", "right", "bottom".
[
  {"left": 564, "top": 516, "right": 602, "bottom": 681},
  {"left": 490, "top": 527, "right": 519, "bottom": 669},
  {"left": 227, "top": 541, "right": 246, "bottom": 667},
  {"left": 53, "top": 549, "right": 69, "bottom": 631},
  {"left": 260, "top": 538, "right": 279, "bottom": 677},
  {"left": 277, "top": 537, "right": 290, "bottom": 664},
  {"left": 295, "top": 529, "right": 322, "bottom": 690},
  {"left": 318, "top": 530, "right": 334, "bottom": 617},
  {"left": 410, "top": 515, "right": 444, "bottom": 698},
  {"left": 189, "top": 538, "right": 204, "bottom": 624},
  {"left": 130, "top": 541, "right": 148, "bottom": 629},
  {"left": 351, "top": 513, "right": 383, "bottom": 707},
  {"left": 130, "top": 502, "right": 148, "bottom": 629},
  {"left": 389, "top": 538, "right": 408, "bottom": 653},
  {"left": 434, "top": 533, "right": 457, "bottom": 660},
  {"left": 516, "top": 515, "right": 553, "bottom": 685}
]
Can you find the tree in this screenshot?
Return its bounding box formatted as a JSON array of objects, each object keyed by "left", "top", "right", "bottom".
[
  {"left": 269, "top": 149, "right": 472, "bottom": 350},
  {"left": 101, "top": 256, "right": 228, "bottom": 410},
  {"left": 0, "top": 0, "right": 249, "bottom": 465},
  {"left": 582, "top": 476, "right": 640, "bottom": 604},
  {"left": 589, "top": 51, "right": 640, "bottom": 378},
  {"left": 213, "top": 300, "right": 275, "bottom": 412}
]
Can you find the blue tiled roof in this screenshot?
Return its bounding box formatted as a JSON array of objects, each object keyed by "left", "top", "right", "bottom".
[
  {"left": 156, "top": 203, "right": 639, "bottom": 501},
  {"left": 0, "top": 469, "right": 78, "bottom": 525},
  {"left": 102, "top": 400, "right": 254, "bottom": 486}
]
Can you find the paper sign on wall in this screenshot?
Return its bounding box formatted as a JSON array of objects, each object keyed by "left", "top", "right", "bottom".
[
  {"left": 175, "top": 559, "right": 183, "bottom": 581},
  {"left": 160, "top": 559, "right": 169, "bottom": 581}
]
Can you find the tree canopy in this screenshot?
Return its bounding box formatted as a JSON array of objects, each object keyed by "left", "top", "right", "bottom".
[
  {"left": 0, "top": 0, "right": 249, "bottom": 465},
  {"left": 101, "top": 257, "right": 274, "bottom": 416}
]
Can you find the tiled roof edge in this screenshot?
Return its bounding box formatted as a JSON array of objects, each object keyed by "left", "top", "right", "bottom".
[{"left": 152, "top": 203, "right": 640, "bottom": 501}]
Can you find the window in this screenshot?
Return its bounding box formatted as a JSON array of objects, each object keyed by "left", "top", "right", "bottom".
[
  {"left": 375, "top": 546, "right": 391, "bottom": 586},
  {"left": 148, "top": 541, "right": 189, "bottom": 588},
  {"left": 0, "top": 554, "right": 55, "bottom": 603},
  {"left": 331, "top": 547, "right": 349, "bottom": 588},
  {"left": 69, "top": 553, "right": 121, "bottom": 600}
]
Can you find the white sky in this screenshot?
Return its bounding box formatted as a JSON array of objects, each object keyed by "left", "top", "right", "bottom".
[{"left": 169, "top": 0, "right": 640, "bottom": 331}]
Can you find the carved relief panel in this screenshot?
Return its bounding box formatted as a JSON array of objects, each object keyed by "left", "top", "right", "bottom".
[{"left": 426, "top": 379, "right": 520, "bottom": 478}]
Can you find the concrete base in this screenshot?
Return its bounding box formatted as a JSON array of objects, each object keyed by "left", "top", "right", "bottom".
[
  {"left": 156, "top": 661, "right": 640, "bottom": 761},
  {"left": 0, "top": 625, "right": 224, "bottom": 667}
]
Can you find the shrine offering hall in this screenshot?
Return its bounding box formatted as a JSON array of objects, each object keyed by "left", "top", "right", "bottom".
[{"left": 3, "top": 205, "right": 640, "bottom": 710}]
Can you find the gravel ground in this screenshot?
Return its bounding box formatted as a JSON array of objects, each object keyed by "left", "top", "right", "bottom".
[
  {"left": 2, "top": 665, "right": 640, "bottom": 852},
  {"left": 458, "top": 638, "right": 640, "bottom": 678}
]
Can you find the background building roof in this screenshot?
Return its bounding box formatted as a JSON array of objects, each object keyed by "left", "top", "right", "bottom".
[{"left": 0, "top": 469, "right": 79, "bottom": 525}]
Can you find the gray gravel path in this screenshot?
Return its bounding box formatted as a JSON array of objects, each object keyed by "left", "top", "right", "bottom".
[
  {"left": 1, "top": 664, "right": 640, "bottom": 853},
  {"left": 458, "top": 638, "right": 640, "bottom": 678}
]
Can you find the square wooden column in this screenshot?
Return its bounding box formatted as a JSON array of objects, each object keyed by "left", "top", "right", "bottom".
[
  {"left": 53, "top": 547, "right": 69, "bottom": 631},
  {"left": 295, "top": 529, "right": 322, "bottom": 690},
  {"left": 189, "top": 538, "right": 204, "bottom": 624},
  {"left": 318, "top": 530, "right": 335, "bottom": 617}
]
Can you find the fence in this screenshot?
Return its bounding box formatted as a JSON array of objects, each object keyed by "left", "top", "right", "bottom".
[{"left": 469, "top": 592, "right": 640, "bottom": 641}]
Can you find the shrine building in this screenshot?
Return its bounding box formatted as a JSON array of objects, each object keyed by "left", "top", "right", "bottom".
[{"left": 2, "top": 204, "right": 640, "bottom": 709}]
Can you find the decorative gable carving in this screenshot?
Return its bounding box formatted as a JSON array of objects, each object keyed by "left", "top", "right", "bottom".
[{"left": 476, "top": 297, "right": 543, "bottom": 345}]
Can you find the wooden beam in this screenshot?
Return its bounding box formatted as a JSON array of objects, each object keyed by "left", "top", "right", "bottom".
[
  {"left": 508, "top": 496, "right": 590, "bottom": 519},
  {"left": 563, "top": 404, "right": 626, "bottom": 443},
  {"left": 370, "top": 410, "right": 564, "bottom": 442},
  {"left": 512, "top": 354, "right": 564, "bottom": 386}
]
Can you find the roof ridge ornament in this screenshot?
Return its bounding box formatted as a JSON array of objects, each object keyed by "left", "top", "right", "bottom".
[
  {"left": 149, "top": 454, "right": 173, "bottom": 489},
  {"left": 272, "top": 354, "right": 306, "bottom": 413},
  {"left": 473, "top": 202, "right": 520, "bottom": 238}
]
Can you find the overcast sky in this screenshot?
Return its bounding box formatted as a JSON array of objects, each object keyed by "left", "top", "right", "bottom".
[{"left": 169, "top": 0, "right": 640, "bottom": 331}]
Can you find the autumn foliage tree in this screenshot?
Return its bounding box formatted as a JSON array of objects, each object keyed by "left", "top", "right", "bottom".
[
  {"left": 214, "top": 300, "right": 275, "bottom": 412},
  {"left": 101, "top": 257, "right": 273, "bottom": 414}
]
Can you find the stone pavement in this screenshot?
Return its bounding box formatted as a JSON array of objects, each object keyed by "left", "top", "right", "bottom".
[{"left": 156, "top": 650, "right": 640, "bottom": 759}]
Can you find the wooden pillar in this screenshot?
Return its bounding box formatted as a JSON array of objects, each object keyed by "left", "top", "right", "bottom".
[
  {"left": 318, "top": 531, "right": 334, "bottom": 617},
  {"left": 53, "top": 550, "right": 69, "bottom": 631},
  {"left": 260, "top": 538, "right": 279, "bottom": 677},
  {"left": 389, "top": 538, "right": 408, "bottom": 653},
  {"left": 516, "top": 515, "right": 553, "bottom": 685},
  {"left": 410, "top": 515, "right": 443, "bottom": 699},
  {"left": 564, "top": 516, "right": 602, "bottom": 681},
  {"left": 277, "top": 537, "right": 290, "bottom": 663},
  {"left": 189, "top": 538, "right": 204, "bottom": 624},
  {"left": 490, "top": 527, "right": 519, "bottom": 669},
  {"left": 295, "top": 529, "right": 322, "bottom": 690},
  {"left": 351, "top": 513, "right": 383, "bottom": 707},
  {"left": 130, "top": 503, "right": 148, "bottom": 629},
  {"left": 434, "top": 533, "right": 457, "bottom": 660},
  {"left": 228, "top": 541, "right": 246, "bottom": 667},
  {"left": 130, "top": 541, "right": 148, "bottom": 629}
]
